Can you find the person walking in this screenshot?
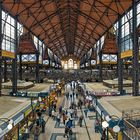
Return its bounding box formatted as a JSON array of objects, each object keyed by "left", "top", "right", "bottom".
[
  {"left": 24, "top": 126, "right": 29, "bottom": 139},
  {"left": 53, "top": 102, "right": 57, "bottom": 112},
  {"left": 73, "top": 92, "right": 75, "bottom": 98},
  {"left": 51, "top": 109, "right": 55, "bottom": 120},
  {"left": 84, "top": 108, "right": 88, "bottom": 118},
  {"left": 49, "top": 107, "right": 52, "bottom": 117},
  {"left": 70, "top": 92, "right": 73, "bottom": 101},
  {"left": 101, "top": 129, "right": 106, "bottom": 140},
  {"left": 59, "top": 106, "right": 62, "bottom": 114},
  {"left": 79, "top": 115, "right": 84, "bottom": 127},
  {"left": 56, "top": 114, "right": 61, "bottom": 124},
  {"left": 63, "top": 126, "right": 69, "bottom": 138},
  {"left": 34, "top": 125, "right": 40, "bottom": 140},
  {"left": 76, "top": 93, "right": 78, "bottom": 99},
  {"left": 66, "top": 118, "right": 73, "bottom": 129},
  {"left": 66, "top": 93, "right": 69, "bottom": 100},
  {"left": 74, "top": 109, "right": 78, "bottom": 118},
  {"left": 41, "top": 118, "right": 46, "bottom": 133},
  {"left": 63, "top": 113, "right": 67, "bottom": 125}
]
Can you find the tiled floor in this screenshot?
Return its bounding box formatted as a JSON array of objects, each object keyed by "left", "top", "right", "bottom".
[
  {"left": 29, "top": 93, "right": 100, "bottom": 140},
  {"left": 50, "top": 133, "right": 76, "bottom": 140}
]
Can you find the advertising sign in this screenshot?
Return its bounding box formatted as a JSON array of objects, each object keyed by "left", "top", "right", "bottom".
[
  {"left": 2, "top": 50, "right": 15, "bottom": 59},
  {"left": 24, "top": 107, "right": 32, "bottom": 117},
  {"left": 14, "top": 114, "right": 24, "bottom": 126},
  {"left": 0, "top": 128, "right": 9, "bottom": 138}
]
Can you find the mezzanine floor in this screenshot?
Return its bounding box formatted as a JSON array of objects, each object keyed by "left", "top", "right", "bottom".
[{"left": 85, "top": 82, "right": 140, "bottom": 118}]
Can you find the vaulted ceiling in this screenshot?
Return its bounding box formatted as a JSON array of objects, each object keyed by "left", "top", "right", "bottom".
[{"left": 2, "top": 0, "right": 133, "bottom": 60}]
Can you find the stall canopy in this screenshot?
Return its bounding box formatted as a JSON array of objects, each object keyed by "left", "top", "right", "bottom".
[
  {"left": 18, "top": 32, "right": 37, "bottom": 54},
  {"left": 2, "top": 0, "right": 133, "bottom": 59},
  {"left": 90, "top": 49, "right": 97, "bottom": 60},
  {"left": 102, "top": 31, "right": 118, "bottom": 55}
]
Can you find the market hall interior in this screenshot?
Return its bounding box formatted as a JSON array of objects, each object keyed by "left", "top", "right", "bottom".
[{"left": 0, "top": 0, "right": 140, "bottom": 140}]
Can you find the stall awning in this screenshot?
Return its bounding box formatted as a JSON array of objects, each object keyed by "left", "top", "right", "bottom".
[
  {"left": 18, "top": 33, "right": 37, "bottom": 54},
  {"left": 102, "top": 32, "right": 118, "bottom": 55}
]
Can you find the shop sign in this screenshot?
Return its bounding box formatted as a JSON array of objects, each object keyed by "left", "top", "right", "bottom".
[
  {"left": 24, "top": 107, "right": 32, "bottom": 117},
  {"left": 39, "top": 92, "right": 48, "bottom": 97},
  {"left": 2, "top": 50, "right": 15, "bottom": 59},
  {"left": 0, "top": 136, "right": 4, "bottom": 140},
  {"left": 28, "top": 92, "right": 39, "bottom": 97},
  {"left": 14, "top": 114, "right": 24, "bottom": 126},
  {"left": 121, "top": 50, "right": 132, "bottom": 59},
  {"left": 96, "top": 106, "right": 101, "bottom": 115},
  {"left": 0, "top": 127, "right": 9, "bottom": 138}
]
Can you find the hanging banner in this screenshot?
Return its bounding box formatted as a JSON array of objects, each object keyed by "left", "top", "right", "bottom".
[
  {"left": 102, "top": 61, "right": 117, "bottom": 65},
  {"left": 121, "top": 50, "right": 132, "bottom": 59},
  {"left": 2, "top": 50, "right": 15, "bottom": 59}
]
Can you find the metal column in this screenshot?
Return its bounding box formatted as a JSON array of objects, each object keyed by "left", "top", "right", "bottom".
[
  {"left": 118, "top": 16, "right": 123, "bottom": 95},
  {"left": 99, "top": 50, "right": 102, "bottom": 82},
  {"left": 4, "top": 58, "right": 7, "bottom": 82},
  {"left": 83, "top": 61, "right": 85, "bottom": 69},
  {"left": 48, "top": 57, "right": 51, "bottom": 67},
  {"left": 12, "top": 17, "right": 18, "bottom": 94},
  {"left": 41, "top": 44, "right": 43, "bottom": 65},
  {"left": 19, "top": 53, "right": 22, "bottom": 80},
  {"left": 132, "top": 0, "right": 139, "bottom": 96},
  {"left": 35, "top": 52, "right": 39, "bottom": 83},
  {"left": 89, "top": 58, "right": 92, "bottom": 80},
  {"left": 0, "top": 1, "right": 2, "bottom": 96},
  {"left": 89, "top": 57, "right": 92, "bottom": 69}
]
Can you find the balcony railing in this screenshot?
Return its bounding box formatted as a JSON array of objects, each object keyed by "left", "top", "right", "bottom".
[{"left": 122, "top": 109, "right": 140, "bottom": 140}]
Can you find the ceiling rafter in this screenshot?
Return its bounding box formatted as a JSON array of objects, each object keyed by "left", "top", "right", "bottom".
[
  {"left": 38, "top": 1, "right": 65, "bottom": 57},
  {"left": 38, "top": 22, "right": 60, "bottom": 37},
  {"left": 76, "top": 1, "right": 97, "bottom": 57},
  {"left": 77, "top": 9, "right": 108, "bottom": 29},
  {"left": 77, "top": 21, "right": 101, "bottom": 38},
  {"left": 55, "top": 0, "right": 69, "bottom": 55},
  {"left": 29, "top": 10, "right": 59, "bottom": 30},
  {"left": 72, "top": 0, "right": 81, "bottom": 56},
  {"left": 2, "top": 0, "right": 133, "bottom": 60},
  {"left": 79, "top": 0, "right": 113, "bottom": 59},
  {"left": 95, "top": 0, "right": 121, "bottom": 16}
]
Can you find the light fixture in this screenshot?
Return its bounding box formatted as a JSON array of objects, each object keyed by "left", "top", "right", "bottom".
[
  {"left": 7, "top": 119, "right": 13, "bottom": 130},
  {"left": 102, "top": 121, "right": 109, "bottom": 128},
  {"left": 0, "top": 118, "right": 13, "bottom": 132},
  {"left": 9, "top": 119, "right": 13, "bottom": 124},
  {"left": 113, "top": 125, "right": 120, "bottom": 133},
  {"left": 7, "top": 123, "right": 12, "bottom": 130},
  {"left": 38, "top": 97, "right": 42, "bottom": 102},
  {"left": 105, "top": 115, "right": 111, "bottom": 122},
  {"left": 104, "top": 89, "right": 107, "bottom": 92}
]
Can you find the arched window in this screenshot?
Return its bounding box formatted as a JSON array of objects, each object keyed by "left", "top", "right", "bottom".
[
  {"left": 68, "top": 59, "right": 74, "bottom": 69},
  {"left": 74, "top": 63, "right": 77, "bottom": 69},
  {"left": 64, "top": 63, "right": 68, "bottom": 69}
]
